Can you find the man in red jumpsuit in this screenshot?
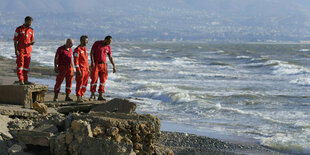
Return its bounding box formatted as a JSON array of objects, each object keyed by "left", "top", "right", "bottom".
[
  {"left": 73, "top": 35, "right": 89, "bottom": 102},
  {"left": 90, "top": 36, "right": 116, "bottom": 101},
  {"left": 13, "top": 16, "right": 35, "bottom": 85},
  {"left": 53, "top": 38, "right": 74, "bottom": 101}
]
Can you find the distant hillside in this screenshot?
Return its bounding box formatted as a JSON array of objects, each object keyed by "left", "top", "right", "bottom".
[{"left": 1, "top": 0, "right": 310, "bottom": 42}]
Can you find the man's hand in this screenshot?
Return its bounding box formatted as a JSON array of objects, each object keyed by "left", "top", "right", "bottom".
[
  {"left": 54, "top": 66, "right": 59, "bottom": 73},
  {"left": 76, "top": 70, "right": 82, "bottom": 77},
  {"left": 30, "top": 41, "right": 35, "bottom": 45},
  {"left": 113, "top": 66, "right": 116, "bottom": 73},
  {"left": 15, "top": 50, "right": 20, "bottom": 57}
]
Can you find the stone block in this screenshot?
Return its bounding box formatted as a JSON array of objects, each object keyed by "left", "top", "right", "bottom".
[
  {"left": 33, "top": 101, "right": 48, "bottom": 115},
  {"left": 0, "top": 85, "right": 48, "bottom": 108},
  {"left": 16, "top": 130, "right": 53, "bottom": 146}
]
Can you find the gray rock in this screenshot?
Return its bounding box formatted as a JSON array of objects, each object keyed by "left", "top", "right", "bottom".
[
  {"left": 33, "top": 123, "right": 58, "bottom": 134},
  {"left": 8, "top": 144, "right": 22, "bottom": 154},
  {"left": 50, "top": 133, "right": 67, "bottom": 155},
  {"left": 154, "top": 143, "right": 174, "bottom": 155},
  {"left": 0, "top": 140, "right": 8, "bottom": 155},
  {"left": 91, "top": 98, "right": 137, "bottom": 113}
]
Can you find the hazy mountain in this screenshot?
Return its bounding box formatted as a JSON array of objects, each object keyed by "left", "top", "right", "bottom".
[{"left": 1, "top": 0, "right": 310, "bottom": 42}]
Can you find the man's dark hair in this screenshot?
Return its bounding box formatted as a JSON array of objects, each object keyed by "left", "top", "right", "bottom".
[
  {"left": 80, "top": 35, "right": 88, "bottom": 42},
  {"left": 25, "top": 16, "right": 33, "bottom": 22},
  {"left": 105, "top": 35, "right": 112, "bottom": 40}
]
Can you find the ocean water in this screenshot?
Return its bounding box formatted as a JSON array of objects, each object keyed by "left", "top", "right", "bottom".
[{"left": 1, "top": 41, "right": 310, "bottom": 154}]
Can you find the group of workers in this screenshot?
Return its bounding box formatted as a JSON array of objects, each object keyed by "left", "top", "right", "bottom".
[{"left": 13, "top": 16, "right": 116, "bottom": 102}]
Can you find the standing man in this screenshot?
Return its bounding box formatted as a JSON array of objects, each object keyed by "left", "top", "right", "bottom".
[
  {"left": 90, "top": 36, "right": 116, "bottom": 101},
  {"left": 53, "top": 38, "right": 74, "bottom": 102},
  {"left": 13, "top": 16, "right": 35, "bottom": 85},
  {"left": 74, "top": 35, "right": 89, "bottom": 102}
]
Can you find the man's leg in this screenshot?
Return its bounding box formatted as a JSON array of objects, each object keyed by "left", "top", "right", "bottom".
[
  {"left": 98, "top": 64, "right": 108, "bottom": 101},
  {"left": 23, "top": 55, "right": 32, "bottom": 84},
  {"left": 53, "top": 70, "right": 66, "bottom": 101},
  {"left": 80, "top": 70, "right": 89, "bottom": 101},
  {"left": 90, "top": 65, "right": 98, "bottom": 100},
  {"left": 16, "top": 54, "right": 25, "bottom": 85},
  {"left": 75, "top": 71, "right": 82, "bottom": 101},
  {"left": 65, "top": 69, "right": 74, "bottom": 101}
]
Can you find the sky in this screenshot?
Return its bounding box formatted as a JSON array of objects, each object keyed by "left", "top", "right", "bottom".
[{"left": 1, "top": 0, "right": 310, "bottom": 42}]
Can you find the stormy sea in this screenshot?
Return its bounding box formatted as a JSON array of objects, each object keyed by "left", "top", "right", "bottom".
[{"left": 1, "top": 40, "right": 310, "bottom": 154}]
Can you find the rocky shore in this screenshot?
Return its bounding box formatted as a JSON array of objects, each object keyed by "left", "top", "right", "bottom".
[{"left": 0, "top": 56, "right": 288, "bottom": 155}]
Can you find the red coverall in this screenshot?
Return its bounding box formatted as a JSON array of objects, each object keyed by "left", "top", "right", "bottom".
[
  {"left": 73, "top": 46, "right": 89, "bottom": 97},
  {"left": 54, "top": 45, "right": 73, "bottom": 94},
  {"left": 13, "top": 24, "right": 34, "bottom": 82},
  {"left": 90, "top": 41, "right": 111, "bottom": 93}
]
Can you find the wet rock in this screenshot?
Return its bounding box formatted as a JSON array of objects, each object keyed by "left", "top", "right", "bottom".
[
  {"left": 91, "top": 98, "right": 137, "bottom": 113},
  {"left": 33, "top": 102, "right": 48, "bottom": 115}
]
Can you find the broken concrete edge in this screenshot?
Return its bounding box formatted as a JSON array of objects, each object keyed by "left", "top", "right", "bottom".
[{"left": 90, "top": 98, "right": 137, "bottom": 114}]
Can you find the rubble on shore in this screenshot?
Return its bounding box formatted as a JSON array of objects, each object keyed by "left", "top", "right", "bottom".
[{"left": 0, "top": 84, "right": 173, "bottom": 155}]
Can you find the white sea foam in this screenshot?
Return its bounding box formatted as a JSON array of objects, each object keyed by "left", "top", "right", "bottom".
[
  {"left": 236, "top": 55, "right": 251, "bottom": 59},
  {"left": 271, "top": 60, "right": 310, "bottom": 75},
  {"left": 290, "top": 77, "right": 310, "bottom": 86},
  {"left": 299, "top": 49, "right": 310, "bottom": 52},
  {"left": 261, "top": 133, "right": 310, "bottom": 154}
]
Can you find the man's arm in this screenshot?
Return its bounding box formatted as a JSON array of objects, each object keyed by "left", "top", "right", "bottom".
[
  {"left": 54, "top": 54, "right": 59, "bottom": 73},
  {"left": 30, "top": 30, "right": 35, "bottom": 45},
  {"left": 73, "top": 50, "right": 81, "bottom": 76},
  {"left": 90, "top": 49, "right": 95, "bottom": 68},
  {"left": 14, "top": 40, "right": 19, "bottom": 57},
  {"left": 108, "top": 54, "right": 116, "bottom": 73},
  {"left": 14, "top": 28, "right": 20, "bottom": 57}
]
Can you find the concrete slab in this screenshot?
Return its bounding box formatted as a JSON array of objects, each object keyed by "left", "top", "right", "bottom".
[{"left": 0, "top": 84, "right": 48, "bottom": 108}]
